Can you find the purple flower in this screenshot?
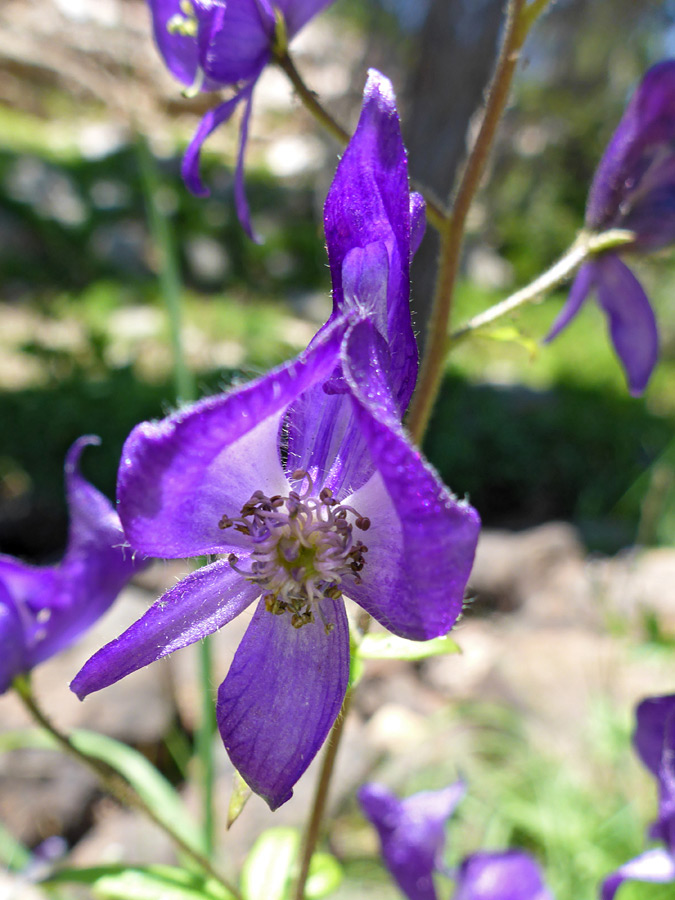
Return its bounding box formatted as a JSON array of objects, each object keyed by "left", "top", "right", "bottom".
[
  {"left": 149, "top": 0, "right": 335, "bottom": 238},
  {"left": 601, "top": 694, "right": 675, "bottom": 900},
  {"left": 0, "top": 437, "right": 145, "bottom": 693},
  {"left": 547, "top": 61, "right": 675, "bottom": 394},
  {"left": 358, "top": 783, "right": 553, "bottom": 900},
  {"left": 71, "top": 72, "right": 480, "bottom": 811},
  {"left": 358, "top": 781, "right": 466, "bottom": 900}
]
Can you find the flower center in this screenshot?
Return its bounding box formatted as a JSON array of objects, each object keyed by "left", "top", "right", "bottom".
[
  {"left": 166, "top": 0, "right": 199, "bottom": 37},
  {"left": 220, "top": 471, "right": 369, "bottom": 631}
]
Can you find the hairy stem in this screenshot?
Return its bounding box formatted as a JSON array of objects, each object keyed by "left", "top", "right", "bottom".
[
  {"left": 273, "top": 47, "right": 447, "bottom": 232},
  {"left": 292, "top": 691, "right": 352, "bottom": 900},
  {"left": 406, "top": 0, "right": 530, "bottom": 443},
  {"left": 196, "top": 636, "right": 217, "bottom": 857},
  {"left": 12, "top": 676, "right": 241, "bottom": 899},
  {"left": 450, "top": 229, "right": 634, "bottom": 340}
]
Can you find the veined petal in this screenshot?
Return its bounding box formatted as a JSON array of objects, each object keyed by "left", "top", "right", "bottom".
[
  {"left": 217, "top": 594, "right": 349, "bottom": 810},
  {"left": 324, "top": 69, "right": 417, "bottom": 409},
  {"left": 359, "top": 782, "right": 465, "bottom": 900},
  {"left": 544, "top": 262, "right": 596, "bottom": 343},
  {"left": 117, "top": 320, "right": 346, "bottom": 558},
  {"left": 601, "top": 848, "right": 675, "bottom": 900},
  {"left": 181, "top": 81, "right": 256, "bottom": 198},
  {"left": 0, "top": 583, "right": 26, "bottom": 693},
  {"left": 454, "top": 851, "right": 553, "bottom": 900},
  {"left": 276, "top": 0, "right": 336, "bottom": 38},
  {"left": 587, "top": 60, "right": 675, "bottom": 233},
  {"left": 593, "top": 254, "right": 658, "bottom": 396},
  {"left": 194, "top": 0, "right": 273, "bottom": 84},
  {"left": 71, "top": 558, "right": 258, "bottom": 699},
  {"left": 343, "top": 320, "right": 480, "bottom": 640}
]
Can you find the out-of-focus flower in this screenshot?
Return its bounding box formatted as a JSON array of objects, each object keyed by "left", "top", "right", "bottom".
[
  {"left": 0, "top": 437, "right": 145, "bottom": 693},
  {"left": 149, "top": 0, "right": 335, "bottom": 237},
  {"left": 71, "top": 71, "right": 480, "bottom": 811},
  {"left": 547, "top": 61, "right": 675, "bottom": 395},
  {"left": 358, "top": 781, "right": 466, "bottom": 900},
  {"left": 359, "top": 783, "right": 553, "bottom": 900},
  {"left": 602, "top": 694, "right": 675, "bottom": 900},
  {"left": 454, "top": 852, "right": 553, "bottom": 900}
]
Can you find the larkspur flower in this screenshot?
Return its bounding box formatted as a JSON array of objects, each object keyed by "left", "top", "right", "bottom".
[
  {"left": 359, "top": 783, "right": 553, "bottom": 900},
  {"left": 0, "top": 437, "right": 145, "bottom": 693},
  {"left": 71, "top": 71, "right": 480, "bottom": 810},
  {"left": 547, "top": 60, "right": 675, "bottom": 395},
  {"left": 149, "top": 0, "right": 335, "bottom": 237},
  {"left": 601, "top": 694, "right": 675, "bottom": 900}
]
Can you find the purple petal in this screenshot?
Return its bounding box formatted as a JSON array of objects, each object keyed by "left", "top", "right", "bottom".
[
  {"left": 233, "top": 87, "right": 261, "bottom": 242},
  {"left": 149, "top": 0, "right": 200, "bottom": 87},
  {"left": 341, "top": 243, "right": 390, "bottom": 339},
  {"left": 217, "top": 594, "right": 349, "bottom": 810},
  {"left": 0, "top": 583, "right": 26, "bottom": 693},
  {"left": 454, "top": 851, "right": 553, "bottom": 900},
  {"left": 544, "top": 262, "right": 596, "bottom": 343},
  {"left": 71, "top": 558, "right": 258, "bottom": 699},
  {"left": 181, "top": 82, "right": 255, "bottom": 198},
  {"left": 359, "top": 782, "right": 465, "bottom": 900},
  {"left": 0, "top": 438, "right": 144, "bottom": 671},
  {"left": 194, "top": 0, "right": 273, "bottom": 85},
  {"left": 587, "top": 60, "right": 675, "bottom": 239},
  {"left": 117, "top": 320, "right": 346, "bottom": 559},
  {"left": 601, "top": 848, "right": 675, "bottom": 900},
  {"left": 276, "top": 0, "right": 336, "bottom": 38},
  {"left": 324, "top": 69, "right": 418, "bottom": 409},
  {"left": 593, "top": 254, "right": 658, "bottom": 395},
  {"left": 634, "top": 695, "right": 675, "bottom": 777},
  {"left": 343, "top": 319, "right": 480, "bottom": 639}
]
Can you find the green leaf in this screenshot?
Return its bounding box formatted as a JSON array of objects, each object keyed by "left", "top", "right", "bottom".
[
  {"left": 357, "top": 633, "right": 461, "bottom": 661},
  {"left": 0, "top": 729, "right": 202, "bottom": 854},
  {"left": 305, "top": 853, "right": 343, "bottom": 899},
  {"left": 241, "top": 828, "right": 299, "bottom": 900},
  {"left": 0, "top": 820, "right": 31, "bottom": 871},
  {"left": 45, "top": 864, "right": 234, "bottom": 900},
  {"left": 227, "top": 771, "right": 252, "bottom": 829}
]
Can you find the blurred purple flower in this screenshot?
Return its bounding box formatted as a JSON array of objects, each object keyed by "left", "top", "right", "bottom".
[
  {"left": 0, "top": 437, "right": 145, "bottom": 693},
  {"left": 358, "top": 781, "right": 466, "bottom": 900},
  {"left": 601, "top": 694, "right": 675, "bottom": 900},
  {"left": 359, "top": 783, "right": 552, "bottom": 900},
  {"left": 149, "top": 0, "right": 335, "bottom": 238},
  {"left": 547, "top": 61, "right": 675, "bottom": 394},
  {"left": 71, "top": 71, "right": 480, "bottom": 811}
]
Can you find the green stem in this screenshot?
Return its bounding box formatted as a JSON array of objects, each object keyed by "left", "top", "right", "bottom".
[
  {"left": 406, "top": 0, "right": 530, "bottom": 444},
  {"left": 136, "top": 137, "right": 195, "bottom": 406},
  {"left": 137, "top": 138, "right": 216, "bottom": 857},
  {"left": 195, "top": 637, "right": 217, "bottom": 857},
  {"left": 292, "top": 691, "right": 352, "bottom": 900},
  {"left": 12, "top": 675, "right": 241, "bottom": 899},
  {"left": 449, "top": 229, "right": 635, "bottom": 341},
  {"left": 272, "top": 47, "right": 447, "bottom": 232}
]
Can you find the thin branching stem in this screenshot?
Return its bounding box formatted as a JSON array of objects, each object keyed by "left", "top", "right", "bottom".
[
  {"left": 292, "top": 691, "right": 352, "bottom": 900},
  {"left": 407, "top": 0, "right": 531, "bottom": 443},
  {"left": 12, "top": 675, "right": 242, "bottom": 900}
]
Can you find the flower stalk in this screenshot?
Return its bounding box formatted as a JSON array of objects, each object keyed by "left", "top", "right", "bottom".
[
  {"left": 407, "top": 0, "right": 535, "bottom": 443},
  {"left": 12, "top": 674, "right": 241, "bottom": 899},
  {"left": 450, "top": 228, "right": 635, "bottom": 341}
]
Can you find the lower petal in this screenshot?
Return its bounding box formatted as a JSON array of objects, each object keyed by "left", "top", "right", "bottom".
[
  {"left": 594, "top": 254, "right": 659, "bottom": 395},
  {"left": 71, "top": 559, "right": 258, "bottom": 699},
  {"left": 181, "top": 82, "right": 255, "bottom": 197},
  {"left": 0, "top": 584, "right": 27, "bottom": 693},
  {"left": 217, "top": 595, "right": 349, "bottom": 810},
  {"left": 601, "top": 848, "right": 675, "bottom": 900},
  {"left": 544, "top": 262, "right": 596, "bottom": 342},
  {"left": 455, "top": 851, "right": 553, "bottom": 900},
  {"left": 233, "top": 87, "right": 260, "bottom": 242}
]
